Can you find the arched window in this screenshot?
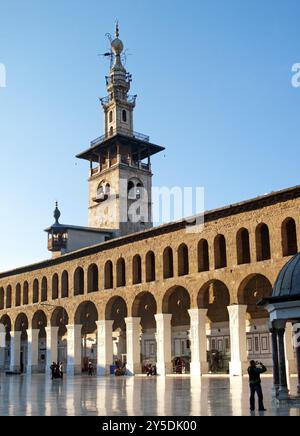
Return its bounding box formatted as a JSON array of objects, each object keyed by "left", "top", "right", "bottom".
[
  {"left": 122, "top": 110, "right": 127, "bottom": 122},
  {"left": 88, "top": 264, "right": 99, "bottom": 293},
  {"left": 0, "top": 287, "right": 4, "bottom": 310},
  {"left": 117, "top": 258, "right": 126, "bottom": 287},
  {"left": 146, "top": 251, "right": 156, "bottom": 282},
  {"left": 163, "top": 247, "right": 174, "bottom": 279},
  {"left": 104, "top": 260, "right": 113, "bottom": 289},
  {"left": 74, "top": 267, "right": 84, "bottom": 296},
  {"left": 109, "top": 111, "right": 113, "bottom": 123},
  {"left": 214, "top": 235, "right": 227, "bottom": 269},
  {"left": 33, "top": 279, "right": 39, "bottom": 303},
  {"left": 61, "top": 271, "right": 69, "bottom": 298},
  {"left": 15, "top": 284, "right": 21, "bottom": 307},
  {"left": 237, "top": 228, "right": 251, "bottom": 265},
  {"left": 178, "top": 243, "right": 189, "bottom": 276},
  {"left": 282, "top": 218, "right": 298, "bottom": 257},
  {"left": 41, "top": 277, "right": 48, "bottom": 302},
  {"left": 109, "top": 126, "right": 114, "bottom": 136},
  {"left": 198, "top": 239, "right": 209, "bottom": 272},
  {"left": 132, "top": 255, "right": 142, "bottom": 284},
  {"left": 52, "top": 274, "right": 59, "bottom": 299},
  {"left": 23, "top": 282, "right": 29, "bottom": 305},
  {"left": 256, "top": 224, "right": 271, "bottom": 261},
  {"left": 6, "top": 286, "right": 11, "bottom": 308}
]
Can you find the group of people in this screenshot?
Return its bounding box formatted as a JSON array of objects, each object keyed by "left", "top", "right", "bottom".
[
  {"left": 145, "top": 363, "right": 157, "bottom": 376},
  {"left": 50, "top": 362, "right": 64, "bottom": 380}
]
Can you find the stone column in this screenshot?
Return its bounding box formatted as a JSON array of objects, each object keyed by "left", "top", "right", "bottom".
[
  {"left": 292, "top": 324, "right": 300, "bottom": 394},
  {"left": 155, "top": 313, "right": 172, "bottom": 376},
  {"left": 270, "top": 327, "right": 280, "bottom": 397},
  {"left": 45, "top": 326, "right": 59, "bottom": 374},
  {"left": 188, "top": 308, "right": 208, "bottom": 376},
  {"left": 66, "top": 324, "right": 82, "bottom": 375},
  {"left": 27, "top": 329, "right": 40, "bottom": 373},
  {"left": 96, "top": 320, "right": 113, "bottom": 376},
  {"left": 10, "top": 331, "right": 21, "bottom": 372},
  {"left": 276, "top": 324, "right": 289, "bottom": 400},
  {"left": 125, "top": 317, "right": 141, "bottom": 375},
  {"left": 0, "top": 323, "right": 5, "bottom": 371},
  {"left": 227, "top": 305, "right": 248, "bottom": 376},
  {"left": 284, "top": 322, "right": 296, "bottom": 376}
]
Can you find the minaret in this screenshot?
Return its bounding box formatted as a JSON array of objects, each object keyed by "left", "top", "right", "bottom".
[{"left": 76, "top": 24, "right": 165, "bottom": 237}]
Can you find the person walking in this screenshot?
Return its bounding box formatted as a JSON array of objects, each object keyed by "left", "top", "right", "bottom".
[
  {"left": 50, "top": 362, "right": 56, "bottom": 380},
  {"left": 59, "top": 362, "right": 64, "bottom": 379},
  {"left": 88, "top": 360, "right": 94, "bottom": 376},
  {"left": 248, "top": 360, "right": 267, "bottom": 412}
]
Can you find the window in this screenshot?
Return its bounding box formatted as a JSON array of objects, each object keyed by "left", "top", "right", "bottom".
[
  {"left": 146, "top": 251, "right": 156, "bottom": 282},
  {"left": 256, "top": 224, "right": 271, "bottom": 261},
  {"left": 122, "top": 110, "right": 127, "bottom": 122},
  {"left": 109, "top": 111, "right": 113, "bottom": 123},
  {"left": 282, "top": 218, "right": 298, "bottom": 256},
  {"left": 198, "top": 239, "right": 209, "bottom": 272},
  {"left": 237, "top": 228, "right": 251, "bottom": 265},
  {"left": 178, "top": 244, "right": 189, "bottom": 276},
  {"left": 163, "top": 247, "right": 174, "bottom": 279},
  {"left": 214, "top": 235, "right": 227, "bottom": 269}
]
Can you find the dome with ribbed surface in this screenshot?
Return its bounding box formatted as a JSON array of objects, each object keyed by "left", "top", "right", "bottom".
[{"left": 273, "top": 253, "right": 300, "bottom": 297}]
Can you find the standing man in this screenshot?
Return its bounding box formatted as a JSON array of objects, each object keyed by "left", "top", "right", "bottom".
[{"left": 248, "top": 360, "right": 267, "bottom": 412}]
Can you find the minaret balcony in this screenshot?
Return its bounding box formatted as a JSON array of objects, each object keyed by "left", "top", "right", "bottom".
[
  {"left": 90, "top": 128, "right": 150, "bottom": 148},
  {"left": 48, "top": 235, "right": 68, "bottom": 252}
]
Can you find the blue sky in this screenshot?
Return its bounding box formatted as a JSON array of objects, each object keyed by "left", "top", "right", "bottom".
[{"left": 0, "top": 0, "right": 300, "bottom": 271}]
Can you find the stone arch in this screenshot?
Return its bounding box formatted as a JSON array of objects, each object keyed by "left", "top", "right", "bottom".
[
  {"left": 214, "top": 234, "right": 227, "bottom": 269},
  {"left": 104, "top": 260, "right": 113, "bottom": 289},
  {"left": 178, "top": 243, "right": 189, "bottom": 276},
  {"left": 41, "top": 277, "right": 47, "bottom": 302},
  {"left": 198, "top": 280, "right": 230, "bottom": 323},
  {"left": 51, "top": 306, "right": 69, "bottom": 327},
  {"left": 132, "top": 292, "right": 157, "bottom": 330},
  {"left": 163, "top": 247, "right": 174, "bottom": 279},
  {"left": 238, "top": 274, "right": 272, "bottom": 319},
  {"left": 74, "top": 301, "right": 98, "bottom": 371},
  {"left": 74, "top": 267, "right": 84, "bottom": 296},
  {"left": 31, "top": 310, "right": 47, "bottom": 372},
  {"left": 52, "top": 273, "right": 59, "bottom": 299},
  {"left": 51, "top": 307, "right": 69, "bottom": 364},
  {"left": 236, "top": 228, "right": 251, "bottom": 265},
  {"left": 15, "top": 283, "right": 21, "bottom": 307},
  {"left": 162, "top": 286, "right": 191, "bottom": 327},
  {"left": 14, "top": 313, "right": 29, "bottom": 342},
  {"left": 23, "top": 281, "right": 29, "bottom": 305},
  {"left": 116, "top": 258, "right": 126, "bottom": 287},
  {"left": 198, "top": 239, "right": 209, "bottom": 272},
  {"left": 282, "top": 217, "right": 298, "bottom": 257},
  {"left": 87, "top": 264, "right": 99, "bottom": 293},
  {"left": 0, "top": 314, "right": 11, "bottom": 369},
  {"left": 145, "top": 251, "right": 156, "bottom": 282},
  {"left": 105, "top": 296, "right": 128, "bottom": 331},
  {"left": 61, "top": 270, "right": 69, "bottom": 298},
  {"left": 0, "top": 287, "right": 4, "bottom": 310},
  {"left": 32, "top": 310, "right": 47, "bottom": 330},
  {"left": 132, "top": 254, "right": 142, "bottom": 285},
  {"left": 33, "top": 279, "right": 39, "bottom": 304},
  {"left": 256, "top": 223, "right": 271, "bottom": 261}
]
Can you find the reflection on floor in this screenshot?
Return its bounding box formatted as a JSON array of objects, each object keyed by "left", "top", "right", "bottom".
[{"left": 0, "top": 374, "right": 299, "bottom": 416}]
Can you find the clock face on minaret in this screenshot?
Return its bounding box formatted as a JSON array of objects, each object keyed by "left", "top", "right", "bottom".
[{"left": 76, "top": 24, "right": 165, "bottom": 237}]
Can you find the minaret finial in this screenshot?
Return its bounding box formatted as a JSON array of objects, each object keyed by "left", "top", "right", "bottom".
[
  {"left": 115, "top": 20, "right": 119, "bottom": 38},
  {"left": 54, "top": 201, "right": 61, "bottom": 224}
]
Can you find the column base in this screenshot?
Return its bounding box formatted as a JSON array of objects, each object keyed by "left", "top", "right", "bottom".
[
  {"left": 278, "top": 387, "right": 290, "bottom": 400},
  {"left": 272, "top": 384, "right": 279, "bottom": 398},
  {"left": 229, "top": 360, "right": 248, "bottom": 376},
  {"left": 66, "top": 365, "right": 82, "bottom": 376},
  {"left": 126, "top": 363, "right": 142, "bottom": 376},
  {"left": 156, "top": 362, "right": 173, "bottom": 376},
  {"left": 97, "top": 364, "right": 111, "bottom": 376},
  {"left": 190, "top": 361, "right": 209, "bottom": 376},
  {"left": 9, "top": 365, "right": 21, "bottom": 373}
]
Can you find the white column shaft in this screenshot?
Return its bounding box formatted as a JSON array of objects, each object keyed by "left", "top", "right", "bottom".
[
  {"left": 125, "top": 317, "right": 141, "bottom": 375},
  {"left": 227, "top": 305, "right": 248, "bottom": 376},
  {"left": 10, "top": 331, "right": 22, "bottom": 372},
  {"left": 27, "top": 329, "right": 40, "bottom": 373},
  {"left": 188, "top": 308, "right": 208, "bottom": 376},
  {"left": 45, "top": 326, "right": 59, "bottom": 374},
  {"left": 155, "top": 313, "right": 172, "bottom": 376},
  {"left": 66, "top": 324, "right": 82, "bottom": 375},
  {"left": 0, "top": 323, "right": 5, "bottom": 370},
  {"left": 96, "top": 320, "right": 113, "bottom": 376},
  {"left": 285, "top": 322, "right": 296, "bottom": 375}
]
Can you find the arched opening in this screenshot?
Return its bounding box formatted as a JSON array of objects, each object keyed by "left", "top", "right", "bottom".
[
  {"left": 214, "top": 234, "right": 227, "bottom": 269},
  {"left": 178, "top": 244, "right": 189, "bottom": 276},
  {"left": 61, "top": 271, "right": 69, "bottom": 298},
  {"left": 162, "top": 286, "right": 191, "bottom": 373},
  {"left": 116, "top": 258, "right": 126, "bottom": 287},
  {"left": 238, "top": 274, "right": 273, "bottom": 362},
  {"left": 23, "top": 282, "right": 29, "bottom": 305},
  {"left": 132, "top": 255, "right": 142, "bottom": 285},
  {"left": 198, "top": 280, "right": 231, "bottom": 373},
  {"left": 122, "top": 109, "right": 127, "bottom": 123},
  {"left": 6, "top": 285, "right": 12, "bottom": 309},
  {"left": 132, "top": 292, "right": 157, "bottom": 369},
  {"left": 282, "top": 217, "right": 298, "bottom": 257},
  {"left": 198, "top": 239, "right": 209, "bottom": 272},
  {"left": 41, "top": 277, "right": 47, "bottom": 302},
  {"left": 256, "top": 223, "right": 271, "bottom": 261},
  {"left": 52, "top": 274, "right": 59, "bottom": 299},
  {"left": 163, "top": 247, "right": 174, "bottom": 279},
  {"left": 0, "top": 315, "right": 11, "bottom": 370},
  {"left": 127, "top": 180, "right": 135, "bottom": 199},
  {"left": 105, "top": 296, "right": 128, "bottom": 365},
  {"left": 14, "top": 313, "right": 28, "bottom": 373},
  {"left": 33, "top": 279, "right": 39, "bottom": 304},
  {"left": 146, "top": 251, "right": 156, "bottom": 282},
  {"left": 109, "top": 126, "right": 114, "bottom": 136},
  {"left": 51, "top": 307, "right": 69, "bottom": 366},
  {"left": 237, "top": 228, "right": 251, "bottom": 265},
  {"left": 104, "top": 260, "right": 113, "bottom": 289},
  {"left": 109, "top": 110, "right": 113, "bottom": 123},
  {"left": 15, "top": 284, "right": 21, "bottom": 307},
  {"left": 87, "top": 264, "right": 99, "bottom": 293},
  {"left": 74, "top": 267, "right": 84, "bottom": 296},
  {"left": 0, "top": 287, "right": 4, "bottom": 310},
  {"left": 32, "top": 310, "right": 47, "bottom": 373}
]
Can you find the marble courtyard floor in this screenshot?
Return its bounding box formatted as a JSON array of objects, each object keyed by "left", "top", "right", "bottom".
[{"left": 0, "top": 373, "right": 299, "bottom": 416}]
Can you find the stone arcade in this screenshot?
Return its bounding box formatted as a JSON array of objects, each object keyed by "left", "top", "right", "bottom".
[{"left": 0, "top": 26, "right": 300, "bottom": 381}]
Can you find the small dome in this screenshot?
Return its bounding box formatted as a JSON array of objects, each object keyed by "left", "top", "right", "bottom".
[
  {"left": 111, "top": 37, "right": 124, "bottom": 55},
  {"left": 273, "top": 253, "right": 300, "bottom": 297}
]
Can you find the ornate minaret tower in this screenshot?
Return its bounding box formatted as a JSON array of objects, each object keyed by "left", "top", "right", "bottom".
[{"left": 77, "top": 24, "right": 164, "bottom": 237}]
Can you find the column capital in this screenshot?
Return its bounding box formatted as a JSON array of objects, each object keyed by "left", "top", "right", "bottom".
[
  {"left": 227, "top": 304, "right": 247, "bottom": 316},
  {"left": 96, "top": 320, "right": 114, "bottom": 328},
  {"left": 155, "top": 313, "right": 172, "bottom": 323},
  {"left": 125, "top": 317, "right": 141, "bottom": 325},
  {"left": 66, "top": 324, "right": 82, "bottom": 332},
  {"left": 11, "top": 330, "right": 22, "bottom": 338},
  {"left": 273, "top": 319, "right": 287, "bottom": 330},
  {"left": 45, "top": 326, "right": 59, "bottom": 334},
  {"left": 188, "top": 308, "right": 208, "bottom": 318}
]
